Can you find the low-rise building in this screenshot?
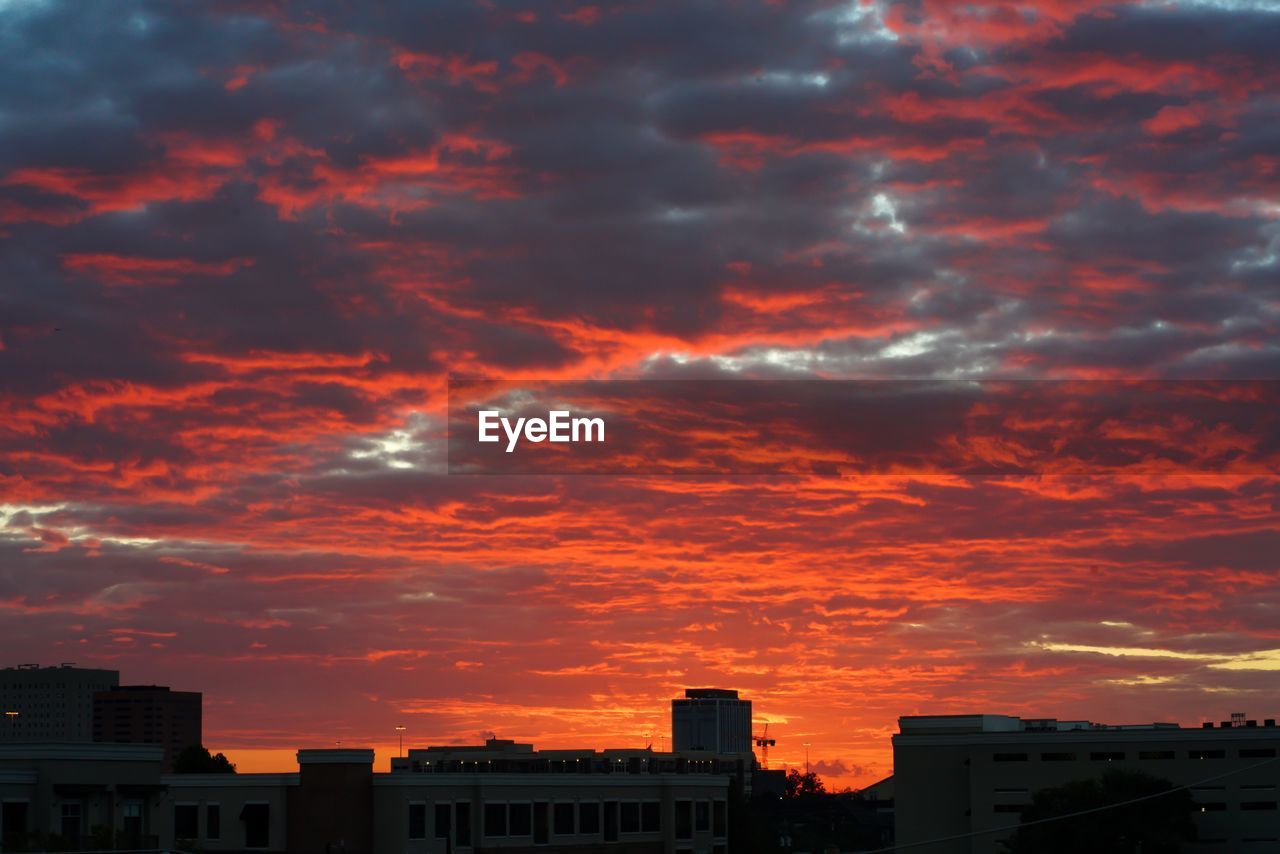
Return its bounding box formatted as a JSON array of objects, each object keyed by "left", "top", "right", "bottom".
[
  {"left": 893, "top": 713, "right": 1280, "bottom": 854},
  {"left": 0, "top": 739, "right": 733, "bottom": 853}
]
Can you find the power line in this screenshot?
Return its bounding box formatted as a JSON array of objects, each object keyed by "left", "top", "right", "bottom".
[{"left": 854, "top": 755, "right": 1279, "bottom": 853}]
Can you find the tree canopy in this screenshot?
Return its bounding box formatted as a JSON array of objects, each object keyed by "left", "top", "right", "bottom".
[
  {"left": 784, "top": 769, "right": 827, "bottom": 799},
  {"left": 172, "top": 744, "right": 237, "bottom": 774},
  {"left": 1001, "top": 769, "right": 1197, "bottom": 854}
]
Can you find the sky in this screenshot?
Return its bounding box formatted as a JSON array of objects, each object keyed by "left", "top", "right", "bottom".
[{"left": 1, "top": 0, "right": 1279, "bottom": 784}]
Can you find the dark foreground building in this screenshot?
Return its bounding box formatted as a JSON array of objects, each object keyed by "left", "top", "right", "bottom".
[
  {"left": 894, "top": 713, "right": 1280, "bottom": 854},
  {"left": 0, "top": 739, "right": 734, "bottom": 853}
]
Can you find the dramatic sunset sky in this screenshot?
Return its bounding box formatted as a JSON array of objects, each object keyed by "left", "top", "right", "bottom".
[{"left": 2, "top": 0, "right": 1279, "bottom": 784}]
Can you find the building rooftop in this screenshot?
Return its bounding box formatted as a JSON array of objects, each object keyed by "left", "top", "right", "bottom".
[
  {"left": 394, "top": 738, "right": 749, "bottom": 776},
  {"left": 682, "top": 688, "right": 741, "bottom": 700},
  {"left": 898, "top": 714, "right": 1277, "bottom": 735}
]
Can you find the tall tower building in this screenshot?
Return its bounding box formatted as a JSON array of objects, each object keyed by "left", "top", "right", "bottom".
[
  {"left": 671, "top": 688, "right": 753, "bottom": 754},
  {"left": 0, "top": 663, "right": 120, "bottom": 742},
  {"left": 93, "top": 685, "right": 202, "bottom": 771}
]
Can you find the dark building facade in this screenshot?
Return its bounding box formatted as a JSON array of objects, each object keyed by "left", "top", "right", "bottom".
[
  {"left": 0, "top": 742, "right": 732, "bottom": 853},
  {"left": 0, "top": 664, "right": 119, "bottom": 743},
  {"left": 672, "top": 689, "right": 753, "bottom": 755},
  {"left": 894, "top": 713, "right": 1280, "bottom": 854},
  {"left": 92, "top": 685, "right": 201, "bottom": 771}
]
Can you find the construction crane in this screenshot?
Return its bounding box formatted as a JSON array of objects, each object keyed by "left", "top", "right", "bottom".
[{"left": 753, "top": 723, "right": 776, "bottom": 769}]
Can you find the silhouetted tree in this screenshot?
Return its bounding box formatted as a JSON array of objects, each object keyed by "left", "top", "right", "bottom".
[
  {"left": 1001, "top": 769, "right": 1196, "bottom": 854},
  {"left": 172, "top": 744, "right": 237, "bottom": 773},
  {"left": 784, "top": 768, "right": 826, "bottom": 798}
]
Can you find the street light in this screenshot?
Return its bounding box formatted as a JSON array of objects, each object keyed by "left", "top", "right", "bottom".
[
  {"left": 802, "top": 742, "right": 811, "bottom": 775},
  {"left": 395, "top": 725, "right": 407, "bottom": 758}
]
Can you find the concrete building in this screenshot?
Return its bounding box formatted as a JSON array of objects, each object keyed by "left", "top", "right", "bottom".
[
  {"left": 0, "top": 743, "right": 168, "bottom": 850},
  {"left": 93, "top": 685, "right": 202, "bottom": 772},
  {"left": 672, "top": 689, "right": 752, "bottom": 755},
  {"left": 0, "top": 664, "right": 119, "bottom": 743},
  {"left": 894, "top": 713, "right": 1280, "bottom": 854},
  {"left": 0, "top": 739, "right": 733, "bottom": 853}
]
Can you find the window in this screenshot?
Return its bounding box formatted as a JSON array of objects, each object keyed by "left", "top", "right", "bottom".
[
  {"left": 122, "top": 801, "right": 143, "bottom": 839},
  {"left": 1198, "top": 802, "right": 1227, "bottom": 812},
  {"left": 554, "top": 802, "right": 575, "bottom": 835},
  {"left": 993, "top": 753, "right": 1028, "bottom": 762},
  {"left": 713, "top": 801, "right": 726, "bottom": 837},
  {"left": 675, "top": 800, "right": 693, "bottom": 840},
  {"left": 994, "top": 805, "right": 1025, "bottom": 813},
  {"left": 1040, "top": 752, "right": 1076, "bottom": 761},
  {"left": 434, "top": 803, "right": 451, "bottom": 839},
  {"left": 641, "top": 801, "right": 661, "bottom": 833},
  {"left": 620, "top": 802, "right": 640, "bottom": 833},
  {"left": 1139, "top": 750, "right": 1175, "bottom": 760},
  {"left": 60, "top": 802, "right": 82, "bottom": 839},
  {"left": 1241, "top": 748, "right": 1277, "bottom": 758},
  {"left": 241, "top": 803, "right": 269, "bottom": 849},
  {"left": 509, "top": 802, "right": 532, "bottom": 836},
  {"left": 2, "top": 802, "right": 30, "bottom": 838},
  {"left": 534, "top": 802, "right": 549, "bottom": 845},
  {"left": 408, "top": 803, "right": 426, "bottom": 840},
  {"left": 1190, "top": 749, "right": 1226, "bottom": 759},
  {"left": 579, "top": 801, "right": 600, "bottom": 835},
  {"left": 604, "top": 801, "right": 618, "bottom": 842},
  {"left": 1242, "top": 801, "right": 1278, "bottom": 811},
  {"left": 206, "top": 804, "right": 220, "bottom": 840},
  {"left": 456, "top": 802, "right": 471, "bottom": 846},
  {"left": 484, "top": 803, "right": 507, "bottom": 837},
  {"left": 1090, "top": 751, "right": 1125, "bottom": 761},
  {"left": 695, "top": 800, "right": 710, "bottom": 832},
  {"left": 175, "top": 804, "right": 199, "bottom": 839}
]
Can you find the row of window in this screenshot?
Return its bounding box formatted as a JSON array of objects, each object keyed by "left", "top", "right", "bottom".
[
  {"left": 174, "top": 803, "right": 221, "bottom": 841},
  {"left": 995, "top": 784, "right": 1275, "bottom": 795},
  {"left": 408, "top": 799, "right": 728, "bottom": 842},
  {"left": 1197, "top": 840, "right": 1278, "bottom": 845},
  {"left": 174, "top": 802, "right": 267, "bottom": 847},
  {"left": 995, "top": 801, "right": 1278, "bottom": 814},
  {"left": 1199, "top": 802, "right": 1279, "bottom": 812},
  {"left": 406, "top": 758, "right": 735, "bottom": 774},
  {"left": 994, "top": 748, "right": 1277, "bottom": 762}
]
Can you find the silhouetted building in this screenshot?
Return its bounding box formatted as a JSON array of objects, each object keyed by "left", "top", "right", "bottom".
[
  {"left": 93, "top": 684, "right": 202, "bottom": 771},
  {"left": 672, "top": 689, "right": 753, "bottom": 754},
  {"left": 0, "top": 740, "right": 732, "bottom": 853},
  {"left": 0, "top": 663, "right": 119, "bottom": 743},
  {"left": 894, "top": 713, "right": 1280, "bottom": 854}
]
